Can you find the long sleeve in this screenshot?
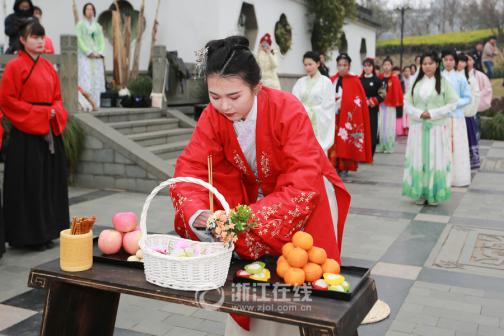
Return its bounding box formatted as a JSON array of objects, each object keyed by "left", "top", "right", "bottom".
[
  {"left": 316, "top": 79, "right": 336, "bottom": 151},
  {"left": 50, "top": 68, "right": 68, "bottom": 135},
  {"left": 464, "top": 76, "right": 481, "bottom": 117},
  {"left": 456, "top": 76, "right": 472, "bottom": 110},
  {"left": 76, "top": 22, "right": 92, "bottom": 55},
  {"left": 477, "top": 71, "right": 493, "bottom": 111},
  {"left": 291, "top": 78, "right": 303, "bottom": 100},
  {"left": 267, "top": 51, "right": 278, "bottom": 69},
  {"left": 96, "top": 24, "right": 106, "bottom": 55},
  {"left": 0, "top": 62, "right": 51, "bottom": 135},
  {"left": 429, "top": 80, "right": 459, "bottom": 121},
  {"left": 404, "top": 84, "right": 422, "bottom": 121}
]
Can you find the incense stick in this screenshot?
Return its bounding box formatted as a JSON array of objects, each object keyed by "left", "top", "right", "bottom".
[{"left": 208, "top": 155, "right": 214, "bottom": 212}]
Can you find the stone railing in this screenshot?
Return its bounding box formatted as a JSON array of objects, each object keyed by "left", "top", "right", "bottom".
[{"left": 0, "top": 35, "right": 78, "bottom": 113}]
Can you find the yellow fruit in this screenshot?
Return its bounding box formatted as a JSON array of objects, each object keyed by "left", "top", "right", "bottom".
[
  {"left": 303, "top": 262, "right": 323, "bottom": 282},
  {"left": 287, "top": 247, "right": 309, "bottom": 268},
  {"left": 278, "top": 255, "right": 288, "bottom": 265},
  {"left": 308, "top": 246, "right": 327, "bottom": 265},
  {"left": 284, "top": 267, "right": 306, "bottom": 286},
  {"left": 323, "top": 273, "right": 345, "bottom": 286},
  {"left": 276, "top": 261, "right": 290, "bottom": 278},
  {"left": 292, "top": 231, "right": 314, "bottom": 250},
  {"left": 321, "top": 258, "right": 340, "bottom": 274},
  {"left": 282, "top": 242, "right": 295, "bottom": 257}
]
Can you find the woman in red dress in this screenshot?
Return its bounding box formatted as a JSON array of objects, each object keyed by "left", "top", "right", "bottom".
[
  {"left": 328, "top": 53, "right": 373, "bottom": 177},
  {"left": 0, "top": 19, "right": 69, "bottom": 251},
  {"left": 170, "top": 36, "right": 351, "bottom": 335}
]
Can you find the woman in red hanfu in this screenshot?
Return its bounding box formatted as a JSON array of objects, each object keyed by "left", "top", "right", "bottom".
[
  {"left": 0, "top": 19, "right": 69, "bottom": 251},
  {"left": 328, "top": 53, "right": 373, "bottom": 177},
  {"left": 170, "top": 36, "right": 351, "bottom": 335}
]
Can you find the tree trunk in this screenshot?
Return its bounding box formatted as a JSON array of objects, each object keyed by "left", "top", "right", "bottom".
[
  {"left": 122, "top": 16, "right": 132, "bottom": 86},
  {"left": 149, "top": 0, "right": 162, "bottom": 67},
  {"left": 112, "top": 10, "right": 123, "bottom": 88},
  {"left": 72, "top": 0, "right": 79, "bottom": 25},
  {"left": 129, "top": 0, "right": 145, "bottom": 84}
]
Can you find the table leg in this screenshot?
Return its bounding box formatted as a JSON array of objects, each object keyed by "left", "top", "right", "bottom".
[{"left": 40, "top": 281, "right": 120, "bottom": 336}]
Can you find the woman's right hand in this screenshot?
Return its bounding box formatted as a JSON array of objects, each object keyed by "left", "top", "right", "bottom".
[{"left": 193, "top": 211, "right": 211, "bottom": 229}]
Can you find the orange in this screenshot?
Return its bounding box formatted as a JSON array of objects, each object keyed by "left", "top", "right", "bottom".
[
  {"left": 284, "top": 267, "right": 305, "bottom": 286},
  {"left": 276, "top": 261, "right": 291, "bottom": 278},
  {"left": 308, "top": 247, "right": 327, "bottom": 265},
  {"left": 321, "top": 258, "right": 340, "bottom": 274},
  {"left": 292, "top": 231, "right": 314, "bottom": 250},
  {"left": 278, "top": 255, "right": 288, "bottom": 265},
  {"left": 303, "top": 262, "right": 323, "bottom": 282},
  {"left": 286, "top": 247, "right": 308, "bottom": 268},
  {"left": 282, "top": 242, "right": 295, "bottom": 257}
]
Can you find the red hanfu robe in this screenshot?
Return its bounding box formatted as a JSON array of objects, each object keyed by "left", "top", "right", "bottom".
[
  {"left": 328, "top": 73, "right": 373, "bottom": 172},
  {"left": 379, "top": 73, "right": 404, "bottom": 107},
  {"left": 0, "top": 51, "right": 68, "bottom": 136},
  {"left": 171, "top": 87, "right": 351, "bottom": 262}
]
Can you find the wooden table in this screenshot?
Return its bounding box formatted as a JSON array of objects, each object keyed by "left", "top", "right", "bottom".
[{"left": 28, "top": 259, "right": 377, "bottom": 336}]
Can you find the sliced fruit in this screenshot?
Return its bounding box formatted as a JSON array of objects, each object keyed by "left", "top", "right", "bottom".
[
  {"left": 250, "top": 269, "right": 271, "bottom": 282},
  {"left": 328, "top": 285, "right": 346, "bottom": 292},
  {"left": 244, "top": 262, "right": 265, "bottom": 274},
  {"left": 341, "top": 281, "right": 351, "bottom": 292},
  {"left": 236, "top": 270, "right": 252, "bottom": 278},
  {"left": 323, "top": 273, "right": 345, "bottom": 286},
  {"left": 312, "top": 279, "right": 329, "bottom": 290}
]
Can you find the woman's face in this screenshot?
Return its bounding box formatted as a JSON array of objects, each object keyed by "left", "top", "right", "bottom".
[
  {"left": 457, "top": 60, "right": 467, "bottom": 72},
  {"left": 443, "top": 55, "right": 456, "bottom": 71},
  {"left": 20, "top": 34, "right": 45, "bottom": 55},
  {"left": 303, "top": 58, "right": 320, "bottom": 77},
  {"left": 337, "top": 59, "right": 350, "bottom": 77},
  {"left": 18, "top": 1, "right": 30, "bottom": 10},
  {"left": 207, "top": 74, "right": 259, "bottom": 122},
  {"left": 382, "top": 61, "right": 392, "bottom": 73},
  {"left": 422, "top": 57, "right": 437, "bottom": 77},
  {"left": 85, "top": 5, "right": 95, "bottom": 19},
  {"left": 363, "top": 63, "right": 374, "bottom": 75},
  {"left": 467, "top": 56, "right": 475, "bottom": 70},
  {"left": 403, "top": 67, "right": 411, "bottom": 78}
]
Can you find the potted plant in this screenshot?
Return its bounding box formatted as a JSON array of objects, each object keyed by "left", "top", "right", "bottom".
[{"left": 122, "top": 75, "right": 152, "bottom": 108}]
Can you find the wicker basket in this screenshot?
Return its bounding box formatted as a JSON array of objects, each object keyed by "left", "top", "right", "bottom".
[{"left": 139, "top": 177, "right": 234, "bottom": 291}]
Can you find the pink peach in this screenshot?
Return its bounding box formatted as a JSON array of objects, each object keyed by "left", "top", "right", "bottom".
[
  {"left": 123, "top": 230, "right": 142, "bottom": 255},
  {"left": 112, "top": 212, "right": 138, "bottom": 233},
  {"left": 98, "top": 229, "right": 123, "bottom": 255}
]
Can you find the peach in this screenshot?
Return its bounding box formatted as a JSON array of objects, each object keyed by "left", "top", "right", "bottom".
[
  {"left": 112, "top": 212, "right": 138, "bottom": 233},
  {"left": 98, "top": 229, "right": 123, "bottom": 255},
  {"left": 123, "top": 230, "right": 142, "bottom": 255}
]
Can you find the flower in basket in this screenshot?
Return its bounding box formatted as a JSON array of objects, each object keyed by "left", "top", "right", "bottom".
[{"left": 206, "top": 205, "right": 258, "bottom": 248}]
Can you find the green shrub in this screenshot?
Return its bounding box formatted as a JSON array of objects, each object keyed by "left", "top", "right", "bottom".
[
  {"left": 62, "top": 117, "right": 85, "bottom": 183},
  {"left": 128, "top": 75, "right": 153, "bottom": 97},
  {"left": 481, "top": 114, "right": 504, "bottom": 141}
]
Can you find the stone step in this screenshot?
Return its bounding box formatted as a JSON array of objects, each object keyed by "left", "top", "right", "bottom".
[
  {"left": 165, "top": 158, "right": 178, "bottom": 176},
  {"left": 94, "top": 108, "right": 166, "bottom": 123},
  {"left": 147, "top": 141, "right": 188, "bottom": 160},
  {"left": 108, "top": 118, "right": 179, "bottom": 135},
  {"left": 128, "top": 128, "right": 193, "bottom": 147}
]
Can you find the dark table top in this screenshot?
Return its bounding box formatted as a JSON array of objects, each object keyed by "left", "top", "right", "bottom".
[{"left": 28, "top": 259, "right": 377, "bottom": 334}]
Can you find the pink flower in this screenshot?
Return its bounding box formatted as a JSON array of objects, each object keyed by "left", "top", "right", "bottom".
[
  {"left": 338, "top": 128, "right": 348, "bottom": 141},
  {"left": 345, "top": 122, "right": 353, "bottom": 130}
]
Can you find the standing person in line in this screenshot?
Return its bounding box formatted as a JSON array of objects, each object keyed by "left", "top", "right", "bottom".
[
  {"left": 360, "top": 57, "right": 384, "bottom": 157},
  {"left": 442, "top": 49, "right": 472, "bottom": 187},
  {"left": 0, "top": 19, "right": 69, "bottom": 251},
  {"left": 402, "top": 51, "right": 459, "bottom": 206},
  {"left": 255, "top": 33, "right": 281, "bottom": 90},
  {"left": 457, "top": 53, "right": 481, "bottom": 170},
  {"left": 319, "top": 53, "right": 330, "bottom": 77},
  {"left": 33, "top": 6, "right": 54, "bottom": 54},
  {"left": 410, "top": 55, "right": 422, "bottom": 81},
  {"left": 4, "top": 0, "right": 34, "bottom": 54},
  {"left": 482, "top": 36, "right": 500, "bottom": 79},
  {"left": 378, "top": 57, "right": 404, "bottom": 153},
  {"left": 402, "top": 66, "right": 413, "bottom": 135},
  {"left": 328, "top": 53, "right": 373, "bottom": 176},
  {"left": 466, "top": 53, "right": 493, "bottom": 141},
  {"left": 292, "top": 51, "right": 336, "bottom": 152},
  {"left": 410, "top": 64, "right": 417, "bottom": 77},
  {"left": 393, "top": 66, "right": 406, "bottom": 136},
  {"left": 472, "top": 42, "right": 484, "bottom": 73},
  {"left": 76, "top": 3, "right": 106, "bottom": 109},
  {"left": 374, "top": 64, "right": 381, "bottom": 77}
]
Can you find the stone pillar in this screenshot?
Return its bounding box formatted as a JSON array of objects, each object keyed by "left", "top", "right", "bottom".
[
  {"left": 151, "top": 45, "right": 167, "bottom": 106},
  {"left": 60, "top": 35, "right": 79, "bottom": 113}
]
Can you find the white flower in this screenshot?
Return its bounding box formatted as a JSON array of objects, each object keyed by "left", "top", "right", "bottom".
[
  {"left": 354, "top": 96, "right": 361, "bottom": 107},
  {"left": 345, "top": 122, "right": 353, "bottom": 130},
  {"left": 118, "top": 88, "right": 131, "bottom": 97},
  {"left": 338, "top": 128, "right": 348, "bottom": 141}
]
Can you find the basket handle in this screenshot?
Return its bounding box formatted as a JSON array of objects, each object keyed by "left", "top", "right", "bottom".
[{"left": 139, "top": 177, "right": 231, "bottom": 243}]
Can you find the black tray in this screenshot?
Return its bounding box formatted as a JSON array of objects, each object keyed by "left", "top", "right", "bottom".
[
  {"left": 92, "top": 237, "right": 144, "bottom": 269},
  {"left": 233, "top": 256, "right": 370, "bottom": 301}
]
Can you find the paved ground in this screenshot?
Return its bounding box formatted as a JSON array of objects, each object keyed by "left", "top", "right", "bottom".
[{"left": 1, "top": 137, "right": 504, "bottom": 336}]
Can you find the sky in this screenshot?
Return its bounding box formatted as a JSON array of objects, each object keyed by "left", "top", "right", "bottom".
[{"left": 379, "top": 0, "right": 428, "bottom": 9}]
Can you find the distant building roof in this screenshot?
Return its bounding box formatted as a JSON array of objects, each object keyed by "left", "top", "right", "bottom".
[{"left": 355, "top": 5, "right": 380, "bottom": 29}]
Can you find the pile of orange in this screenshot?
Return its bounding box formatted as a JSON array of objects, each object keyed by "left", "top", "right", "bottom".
[{"left": 277, "top": 231, "right": 340, "bottom": 286}]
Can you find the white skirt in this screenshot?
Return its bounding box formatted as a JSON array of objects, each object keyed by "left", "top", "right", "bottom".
[
  {"left": 224, "top": 178, "right": 338, "bottom": 336},
  {"left": 450, "top": 117, "right": 471, "bottom": 187},
  {"left": 78, "top": 52, "right": 106, "bottom": 108},
  {"left": 377, "top": 105, "right": 396, "bottom": 153}
]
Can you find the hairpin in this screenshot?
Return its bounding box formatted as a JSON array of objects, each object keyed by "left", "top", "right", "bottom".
[{"left": 193, "top": 46, "right": 209, "bottom": 79}]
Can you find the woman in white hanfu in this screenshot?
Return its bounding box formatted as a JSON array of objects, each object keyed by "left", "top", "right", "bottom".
[
  {"left": 402, "top": 51, "right": 459, "bottom": 206},
  {"left": 76, "top": 2, "right": 106, "bottom": 108},
  {"left": 292, "top": 51, "right": 336, "bottom": 152}
]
